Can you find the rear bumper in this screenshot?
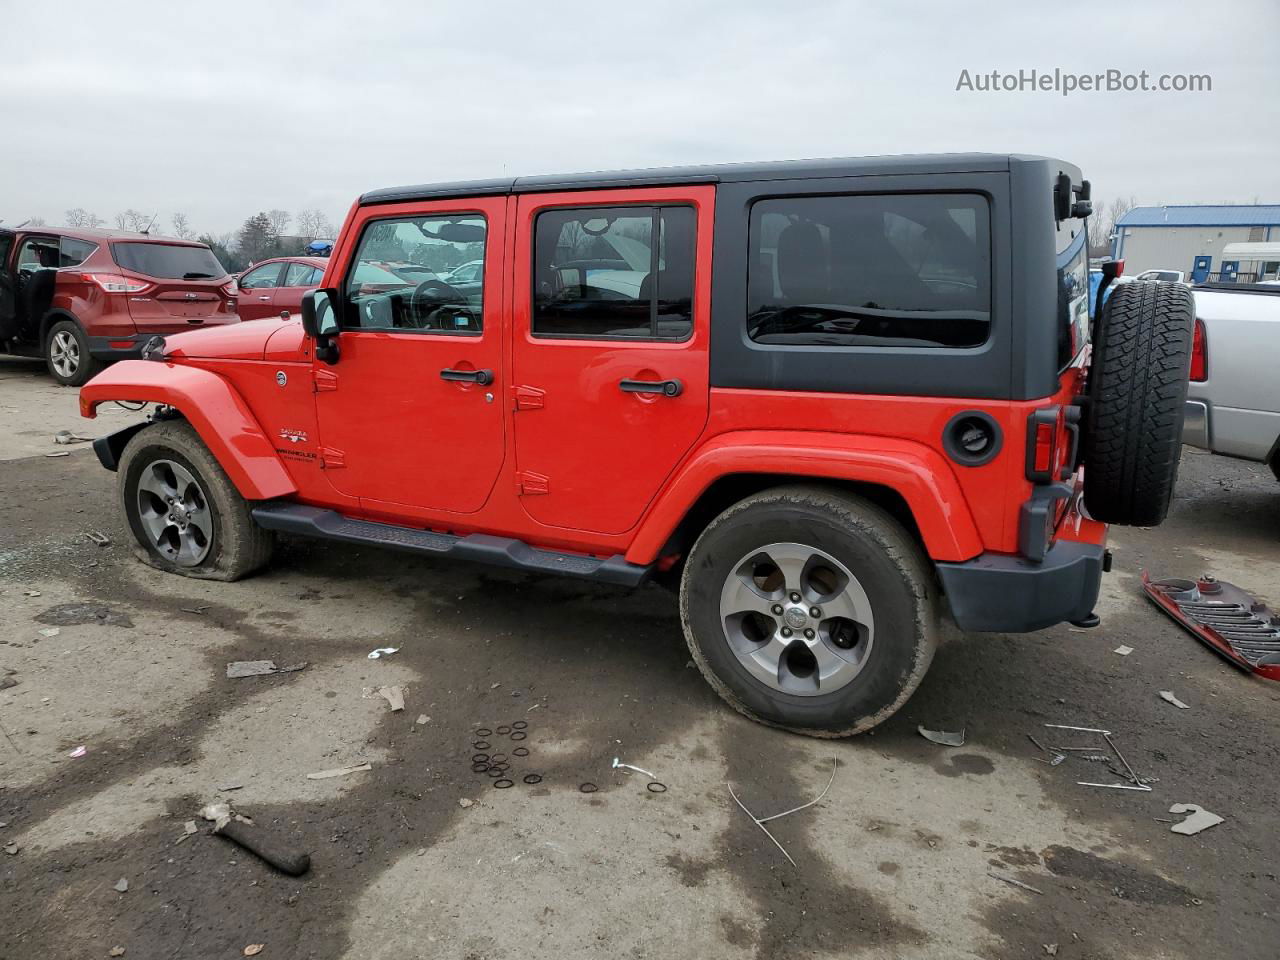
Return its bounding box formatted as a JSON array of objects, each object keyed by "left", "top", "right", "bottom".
[
  {"left": 88, "top": 334, "right": 146, "bottom": 360},
  {"left": 936, "top": 540, "right": 1105, "bottom": 632},
  {"left": 1182, "top": 399, "right": 1210, "bottom": 449}
]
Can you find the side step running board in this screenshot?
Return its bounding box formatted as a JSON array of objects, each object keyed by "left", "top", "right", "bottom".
[{"left": 251, "top": 503, "right": 650, "bottom": 587}]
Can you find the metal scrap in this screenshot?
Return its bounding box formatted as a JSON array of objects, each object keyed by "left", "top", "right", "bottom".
[
  {"left": 306, "top": 763, "right": 371, "bottom": 780},
  {"left": 226, "top": 660, "right": 307, "bottom": 679},
  {"left": 1159, "top": 690, "right": 1191, "bottom": 709},
  {"left": 728, "top": 758, "right": 837, "bottom": 867},
  {"left": 988, "top": 870, "right": 1043, "bottom": 895}
]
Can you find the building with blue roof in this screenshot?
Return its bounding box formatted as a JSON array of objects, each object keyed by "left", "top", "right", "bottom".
[{"left": 1112, "top": 204, "right": 1280, "bottom": 282}]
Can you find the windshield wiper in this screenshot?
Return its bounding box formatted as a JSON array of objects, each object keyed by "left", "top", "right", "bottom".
[{"left": 183, "top": 272, "right": 217, "bottom": 280}]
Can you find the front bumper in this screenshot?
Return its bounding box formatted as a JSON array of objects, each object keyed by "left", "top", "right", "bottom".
[{"left": 936, "top": 540, "right": 1105, "bottom": 632}]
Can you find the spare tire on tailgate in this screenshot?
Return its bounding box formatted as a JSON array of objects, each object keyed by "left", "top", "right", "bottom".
[{"left": 1083, "top": 279, "right": 1194, "bottom": 526}]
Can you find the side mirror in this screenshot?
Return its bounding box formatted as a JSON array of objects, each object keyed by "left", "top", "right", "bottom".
[{"left": 301, "top": 289, "right": 341, "bottom": 364}]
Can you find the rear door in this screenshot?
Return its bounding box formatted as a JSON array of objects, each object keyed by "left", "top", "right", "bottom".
[
  {"left": 313, "top": 197, "right": 507, "bottom": 514},
  {"left": 236, "top": 262, "right": 286, "bottom": 321},
  {"left": 510, "top": 186, "right": 713, "bottom": 535},
  {"left": 275, "top": 261, "right": 325, "bottom": 318}
]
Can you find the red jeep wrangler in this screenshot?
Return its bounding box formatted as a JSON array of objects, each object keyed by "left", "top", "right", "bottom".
[{"left": 79, "top": 155, "right": 1193, "bottom": 737}]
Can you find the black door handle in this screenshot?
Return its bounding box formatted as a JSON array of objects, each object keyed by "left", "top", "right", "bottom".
[
  {"left": 619, "top": 378, "right": 683, "bottom": 397},
  {"left": 440, "top": 367, "right": 493, "bottom": 386}
]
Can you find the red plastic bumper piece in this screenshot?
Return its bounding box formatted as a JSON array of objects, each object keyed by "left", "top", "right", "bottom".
[{"left": 1143, "top": 573, "right": 1280, "bottom": 682}]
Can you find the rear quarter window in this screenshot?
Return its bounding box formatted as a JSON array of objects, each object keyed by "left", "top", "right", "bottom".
[
  {"left": 1056, "top": 226, "right": 1088, "bottom": 367},
  {"left": 747, "top": 193, "right": 991, "bottom": 348},
  {"left": 112, "top": 242, "right": 227, "bottom": 280}
]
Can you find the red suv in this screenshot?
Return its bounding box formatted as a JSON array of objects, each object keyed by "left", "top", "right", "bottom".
[
  {"left": 0, "top": 227, "right": 238, "bottom": 385},
  {"left": 79, "top": 155, "right": 1194, "bottom": 737}
]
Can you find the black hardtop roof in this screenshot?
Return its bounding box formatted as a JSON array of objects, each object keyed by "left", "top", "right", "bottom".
[{"left": 360, "top": 153, "right": 1074, "bottom": 206}]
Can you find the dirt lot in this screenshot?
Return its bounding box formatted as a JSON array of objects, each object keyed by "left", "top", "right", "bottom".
[{"left": 1, "top": 354, "right": 1278, "bottom": 960}]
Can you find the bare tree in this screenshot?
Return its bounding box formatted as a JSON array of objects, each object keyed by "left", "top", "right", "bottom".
[
  {"left": 1087, "top": 195, "right": 1137, "bottom": 256},
  {"left": 66, "top": 208, "right": 92, "bottom": 227},
  {"left": 171, "top": 212, "right": 195, "bottom": 240},
  {"left": 27, "top": 216, "right": 47, "bottom": 226},
  {"left": 267, "top": 209, "right": 292, "bottom": 237},
  {"left": 115, "top": 209, "right": 153, "bottom": 232},
  {"left": 295, "top": 208, "right": 335, "bottom": 240}
]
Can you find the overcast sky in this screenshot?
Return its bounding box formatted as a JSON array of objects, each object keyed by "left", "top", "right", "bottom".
[{"left": 2, "top": 0, "right": 1276, "bottom": 238}]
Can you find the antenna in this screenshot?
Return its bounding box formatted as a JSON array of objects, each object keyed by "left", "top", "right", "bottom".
[{"left": 142, "top": 213, "right": 158, "bottom": 235}]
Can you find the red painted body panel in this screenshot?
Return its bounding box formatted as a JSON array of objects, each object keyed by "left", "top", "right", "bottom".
[
  {"left": 80, "top": 361, "right": 296, "bottom": 501},
  {"left": 164, "top": 318, "right": 290, "bottom": 361}
]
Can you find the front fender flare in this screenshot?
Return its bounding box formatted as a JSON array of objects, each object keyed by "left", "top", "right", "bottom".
[
  {"left": 79, "top": 360, "right": 296, "bottom": 501},
  {"left": 626, "top": 431, "right": 984, "bottom": 565}
]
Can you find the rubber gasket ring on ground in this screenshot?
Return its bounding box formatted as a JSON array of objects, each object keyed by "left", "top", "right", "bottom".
[
  {"left": 473, "top": 740, "right": 491, "bottom": 751},
  {"left": 493, "top": 778, "right": 514, "bottom": 789},
  {"left": 472, "top": 753, "right": 490, "bottom": 764},
  {"left": 474, "top": 728, "right": 493, "bottom": 737},
  {"left": 646, "top": 781, "right": 668, "bottom": 794},
  {"left": 488, "top": 767, "right": 507, "bottom": 778},
  {"left": 496, "top": 725, "right": 511, "bottom": 735},
  {"left": 512, "top": 720, "right": 528, "bottom": 730},
  {"left": 489, "top": 763, "right": 510, "bottom": 773},
  {"left": 579, "top": 782, "right": 598, "bottom": 793},
  {"left": 471, "top": 763, "right": 490, "bottom": 774},
  {"left": 509, "top": 731, "right": 527, "bottom": 741},
  {"left": 487, "top": 753, "right": 508, "bottom": 764},
  {"left": 512, "top": 747, "right": 530, "bottom": 757},
  {"left": 523, "top": 774, "right": 543, "bottom": 785}
]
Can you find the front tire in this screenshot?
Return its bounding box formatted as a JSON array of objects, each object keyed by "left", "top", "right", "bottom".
[
  {"left": 45, "top": 319, "right": 101, "bottom": 387},
  {"left": 118, "top": 420, "right": 274, "bottom": 581},
  {"left": 679, "top": 486, "right": 939, "bottom": 737}
]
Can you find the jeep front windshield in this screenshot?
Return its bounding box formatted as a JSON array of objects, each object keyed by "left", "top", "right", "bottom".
[{"left": 344, "top": 215, "right": 487, "bottom": 333}]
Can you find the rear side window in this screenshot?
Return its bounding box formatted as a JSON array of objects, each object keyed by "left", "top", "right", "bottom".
[
  {"left": 59, "top": 237, "right": 97, "bottom": 267},
  {"left": 112, "top": 242, "right": 227, "bottom": 280},
  {"left": 747, "top": 193, "right": 991, "bottom": 348},
  {"left": 532, "top": 205, "right": 695, "bottom": 340},
  {"left": 1056, "top": 227, "right": 1088, "bottom": 367}
]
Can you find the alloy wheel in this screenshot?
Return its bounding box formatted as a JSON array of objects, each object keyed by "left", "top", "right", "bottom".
[
  {"left": 135, "top": 459, "right": 213, "bottom": 566},
  {"left": 718, "top": 542, "right": 874, "bottom": 696},
  {"left": 49, "top": 331, "right": 80, "bottom": 379}
]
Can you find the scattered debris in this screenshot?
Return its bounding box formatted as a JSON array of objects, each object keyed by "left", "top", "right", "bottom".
[
  {"left": 612, "top": 758, "right": 657, "bottom": 779},
  {"left": 202, "top": 801, "right": 309, "bottom": 875},
  {"left": 363, "top": 685, "right": 405, "bottom": 712},
  {"left": 1041, "top": 724, "right": 1153, "bottom": 792},
  {"left": 37, "top": 627, "right": 60, "bottom": 638},
  {"left": 1159, "top": 690, "right": 1191, "bottom": 709},
  {"left": 3, "top": 843, "right": 17, "bottom": 855},
  {"left": 218, "top": 782, "right": 244, "bottom": 792},
  {"left": 306, "top": 763, "right": 371, "bottom": 780},
  {"left": 988, "top": 870, "right": 1043, "bottom": 895},
  {"left": 1169, "top": 803, "right": 1224, "bottom": 836},
  {"left": 44, "top": 451, "right": 70, "bottom": 458},
  {"left": 110, "top": 948, "right": 126, "bottom": 957},
  {"left": 35, "top": 603, "right": 133, "bottom": 628},
  {"left": 22, "top": 590, "right": 41, "bottom": 597},
  {"left": 918, "top": 725, "right": 965, "bottom": 747},
  {"left": 54, "top": 430, "right": 93, "bottom": 445},
  {"left": 84, "top": 531, "right": 111, "bottom": 547},
  {"left": 367, "top": 647, "right": 399, "bottom": 660},
  {"left": 416, "top": 714, "right": 430, "bottom": 725},
  {"left": 1043, "top": 944, "right": 1059, "bottom": 956},
  {"left": 458, "top": 798, "right": 474, "bottom": 809},
  {"left": 244, "top": 945, "right": 265, "bottom": 957},
  {"left": 175, "top": 821, "right": 199, "bottom": 844},
  {"left": 113, "top": 877, "right": 129, "bottom": 893},
  {"left": 180, "top": 605, "right": 210, "bottom": 615},
  {"left": 1145, "top": 574, "right": 1280, "bottom": 681},
  {"left": 68, "top": 745, "right": 87, "bottom": 758},
  {"left": 1113, "top": 645, "right": 1134, "bottom": 656},
  {"left": 728, "top": 757, "right": 838, "bottom": 867},
  {"left": 225, "top": 660, "right": 307, "bottom": 679}
]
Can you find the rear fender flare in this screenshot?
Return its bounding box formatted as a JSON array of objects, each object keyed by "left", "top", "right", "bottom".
[
  {"left": 626, "top": 431, "right": 984, "bottom": 565},
  {"left": 79, "top": 360, "right": 296, "bottom": 501}
]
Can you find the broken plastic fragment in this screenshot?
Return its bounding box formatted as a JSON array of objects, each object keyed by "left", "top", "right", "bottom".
[
  {"left": 114, "top": 877, "right": 128, "bottom": 893},
  {"left": 612, "top": 758, "right": 657, "bottom": 779},
  {"left": 1169, "top": 802, "right": 1224, "bottom": 835},
  {"left": 1159, "top": 690, "right": 1190, "bottom": 709},
  {"left": 918, "top": 726, "right": 965, "bottom": 747},
  {"left": 68, "top": 745, "right": 86, "bottom": 758},
  {"left": 367, "top": 647, "right": 399, "bottom": 660},
  {"left": 306, "top": 763, "right": 372, "bottom": 780},
  {"left": 1113, "top": 645, "right": 1133, "bottom": 656}
]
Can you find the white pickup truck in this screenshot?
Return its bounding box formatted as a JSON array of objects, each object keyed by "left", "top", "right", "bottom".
[{"left": 1183, "top": 284, "right": 1280, "bottom": 478}]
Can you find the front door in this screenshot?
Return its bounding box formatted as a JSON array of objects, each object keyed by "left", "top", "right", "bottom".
[
  {"left": 236, "top": 261, "right": 285, "bottom": 321},
  {"left": 0, "top": 231, "right": 15, "bottom": 340},
  {"left": 510, "top": 186, "right": 713, "bottom": 535},
  {"left": 314, "top": 198, "right": 506, "bottom": 515}
]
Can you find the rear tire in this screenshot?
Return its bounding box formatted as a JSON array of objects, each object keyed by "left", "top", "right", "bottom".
[
  {"left": 45, "top": 319, "right": 101, "bottom": 387},
  {"left": 679, "top": 485, "right": 939, "bottom": 737},
  {"left": 118, "top": 420, "right": 274, "bottom": 581},
  {"left": 1083, "top": 280, "right": 1194, "bottom": 526}
]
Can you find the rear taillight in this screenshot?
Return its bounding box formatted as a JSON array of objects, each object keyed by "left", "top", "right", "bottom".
[
  {"left": 1190, "top": 318, "right": 1207, "bottom": 381},
  {"left": 221, "top": 280, "right": 238, "bottom": 298},
  {"left": 81, "top": 272, "right": 152, "bottom": 294},
  {"left": 1033, "top": 421, "right": 1055, "bottom": 474}
]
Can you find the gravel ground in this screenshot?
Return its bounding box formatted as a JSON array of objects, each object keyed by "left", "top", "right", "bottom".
[{"left": 1, "top": 362, "right": 1278, "bottom": 960}]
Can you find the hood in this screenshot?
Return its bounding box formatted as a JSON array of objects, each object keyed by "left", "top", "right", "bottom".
[{"left": 162, "top": 318, "right": 306, "bottom": 361}]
